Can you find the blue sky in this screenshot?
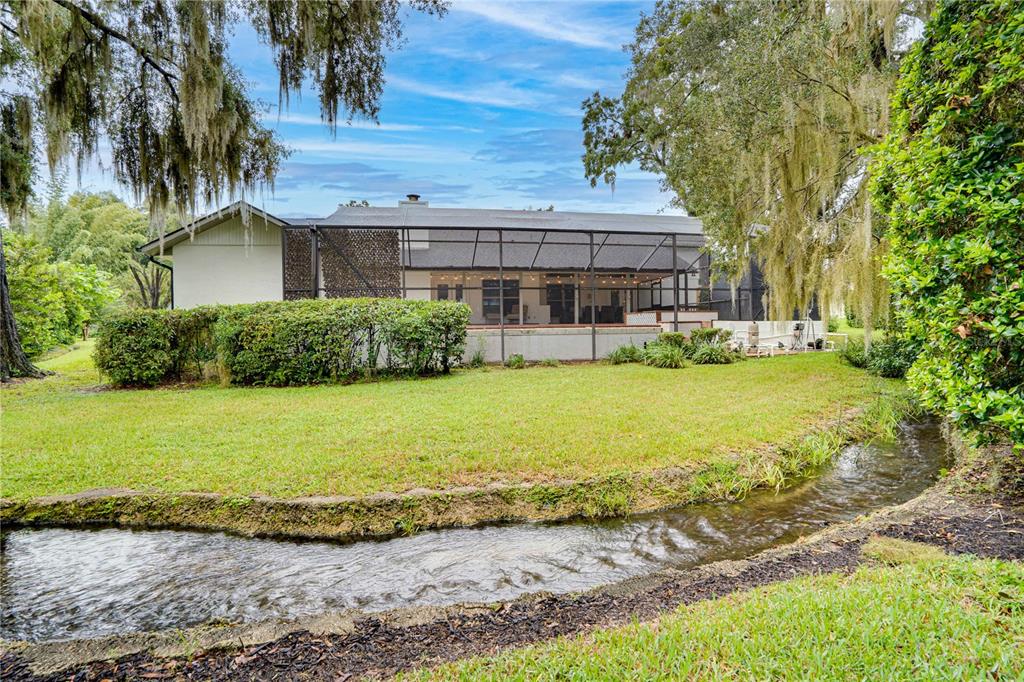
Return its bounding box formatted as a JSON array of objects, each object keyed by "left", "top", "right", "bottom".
[{"left": 78, "top": 1, "right": 679, "bottom": 218}]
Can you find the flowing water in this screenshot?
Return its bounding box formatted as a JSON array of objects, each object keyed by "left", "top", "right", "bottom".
[{"left": 0, "top": 421, "right": 950, "bottom": 643}]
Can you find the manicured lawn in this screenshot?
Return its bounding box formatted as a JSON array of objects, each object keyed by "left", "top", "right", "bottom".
[
  {"left": 410, "top": 549, "right": 1024, "bottom": 680},
  {"left": 1, "top": 342, "right": 897, "bottom": 500}
]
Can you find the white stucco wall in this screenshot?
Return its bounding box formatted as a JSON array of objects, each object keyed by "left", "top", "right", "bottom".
[
  {"left": 465, "top": 326, "right": 662, "bottom": 363},
  {"left": 171, "top": 217, "right": 283, "bottom": 309}
]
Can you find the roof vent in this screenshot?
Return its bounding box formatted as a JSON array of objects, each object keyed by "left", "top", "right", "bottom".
[{"left": 399, "top": 193, "right": 427, "bottom": 207}]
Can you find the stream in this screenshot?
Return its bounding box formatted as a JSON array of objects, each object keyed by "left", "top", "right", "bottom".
[{"left": 0, "top": 421, "right": 950, "bottom": 643}]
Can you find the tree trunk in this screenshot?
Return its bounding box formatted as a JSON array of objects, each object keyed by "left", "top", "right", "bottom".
[{"left": 0, "top": 230, "right": 47, "bottom": 381}]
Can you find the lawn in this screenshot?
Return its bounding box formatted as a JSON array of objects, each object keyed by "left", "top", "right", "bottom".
[
  {"left": 1, "top": 341, "right": 897, "bottom": 501},
  {"left": 410, "top": 546, "right": 1024, "bottom": 680}
]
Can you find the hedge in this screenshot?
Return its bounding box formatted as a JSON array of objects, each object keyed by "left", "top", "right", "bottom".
[{"left": 93, "top": 298, "right": 470, "bottom": 387}]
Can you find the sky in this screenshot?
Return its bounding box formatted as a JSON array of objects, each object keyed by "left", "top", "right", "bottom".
[{"left": 72, "top": 0, "right": 680, "bottom": 219}]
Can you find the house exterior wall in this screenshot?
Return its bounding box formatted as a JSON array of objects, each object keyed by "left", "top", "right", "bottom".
[
  {"left": 171, "top": 216, "right": 283, "bottom": 309},
  {"left": 465, "top": 326, "right": 663, "bottom": 363}
]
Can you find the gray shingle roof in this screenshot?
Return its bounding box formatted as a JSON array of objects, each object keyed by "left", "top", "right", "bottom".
[{"left": 319, "top": 203, "right": 703, "bottom": 236}]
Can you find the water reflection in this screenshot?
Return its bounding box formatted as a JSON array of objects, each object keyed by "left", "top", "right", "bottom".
[{"left": 0, "top": 422, "right": 949, "bottom": 643}]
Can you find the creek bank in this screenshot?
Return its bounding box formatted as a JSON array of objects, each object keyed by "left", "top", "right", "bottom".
[
  {"left": 0, "top": 399, "right": 904, "bottom": 542},
  {"left": 2, "top": 494, "right": 1021, "bottom": 681},
  {"left": 1, "top": 421, "right": 1020, "bottom": 681}
]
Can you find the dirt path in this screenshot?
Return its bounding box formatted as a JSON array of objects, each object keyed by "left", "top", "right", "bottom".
[{"left": 3, "top": 487, "right": 1021, "bottom": 681}]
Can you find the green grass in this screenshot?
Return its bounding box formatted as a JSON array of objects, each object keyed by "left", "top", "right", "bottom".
[
  {"left": 830, "top": 319, "right": 881, "bottom": 346},
  {"left": 1, "top": 341, "right": 898, "bottom": 500},
  {"left": 410, "top": 552, "right": 1024, "bottom": 681}
]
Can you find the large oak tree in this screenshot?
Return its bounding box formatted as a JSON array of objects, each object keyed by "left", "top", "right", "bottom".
[
  {"left": 582, "top": 0, "right": 932, "bottom": 340},
  {"left": 0, "top": 0, "right": 444, "bottom": 380}
]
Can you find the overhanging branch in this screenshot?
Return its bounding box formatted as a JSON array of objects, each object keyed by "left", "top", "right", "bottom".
[{"left": 49, "top": 0, "right": 180, "bottom": 101}]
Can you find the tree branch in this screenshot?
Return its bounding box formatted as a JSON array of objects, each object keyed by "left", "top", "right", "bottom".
[{"left": 48, "top": 0, "right": 179, "bottom": 101}]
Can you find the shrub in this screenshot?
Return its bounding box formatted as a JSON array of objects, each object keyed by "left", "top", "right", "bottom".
[
  {"left": 657, "top": 332, "right": 687, "bottom": 347},
  {"left": 641, "top": 342, "right": 688, "bottom": 369},
  {"left": 93, "top": 306, "right": 220, "bottom": 386},
  {"left": 827, "top": 318, "right": 839, "bottom": 333},
  {"left": 505, "top": 353, "right": 526, "bottom": 369},
  {"left": 95, "top": 298, "right": 470, "bottom": 387},
  {"left": 866, "top": 337, "right": 919, "bottom": 379},
  {"left": 4, "top": 231, "right": 118, "bottom": 357},
  {"left": 838, "top": 339, "right": 868, "bottom": 369},
  {"left": 539, "top": 358, "right": 561, "bottom": 367},
  {"left": 93, "top": 310, "right": 175, "bottom": 386},
  {"left": 870, "top": 0, "right": 1023, "bottom": 444},
  {"left": 607, "top": 343, "right": 643, "bottom": 364},
  {"left": 690, "top": 327, "right": 732, "bottom": 346},
  {"left": 691, "top": 342, "right": 738, "bottom": 365}
]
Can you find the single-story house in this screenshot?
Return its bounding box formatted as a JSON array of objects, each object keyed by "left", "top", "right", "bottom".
[{"left": 139, "top": 195, "right": 771, "bottom": 361}]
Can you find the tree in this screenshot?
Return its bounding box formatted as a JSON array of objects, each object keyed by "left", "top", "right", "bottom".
[
  {"left": 0, "top": 0, "right": 445, "bottom": 379},
  {"left": 870, "top": 0, "right": 1023, "bottom": 446},
  {"left": 582, "top": 0, "right": 930, "bottom": 341},
  {"left": 27, "top": 189, "right": 174, "bottom": 309},
  {"left": 3, "top": 232, "right": 118, "bottom": 357}
]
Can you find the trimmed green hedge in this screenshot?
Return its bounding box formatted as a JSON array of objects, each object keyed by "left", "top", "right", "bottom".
[{"left": 94, "top": 299, "right": 470, "bottom": 387}]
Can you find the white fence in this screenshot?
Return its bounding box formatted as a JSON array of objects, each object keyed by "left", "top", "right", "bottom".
[{"left": 713, "top": 320, "right": 828, "bottom": 351}]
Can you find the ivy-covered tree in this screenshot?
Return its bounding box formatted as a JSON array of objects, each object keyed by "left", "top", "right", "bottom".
[
  {"left": 582, "top": 0, "right": 931, "bottom": 338},
  {"left": 870, "top": 0, "right": 1023, "bottom": 446},
  {"left": 0, "top": 0, "right": 445, "bottom": 380}
]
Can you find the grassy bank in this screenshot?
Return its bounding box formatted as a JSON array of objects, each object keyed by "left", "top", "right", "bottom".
[
  {"left": 2, "top": 341, "right": 902, "bottom": 502},
  {"left": 411, "top": 543, "right": 1024, "bottom": 680}
]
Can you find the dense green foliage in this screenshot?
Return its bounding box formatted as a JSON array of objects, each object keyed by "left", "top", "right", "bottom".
[
  {"left": 641, "top": 341, "right": 689, "bottom": 369},
  {"left": 870, "top": 0, "right": 1024, "bottom": 445},
  {"left": 656, "top": 331, "right": 688, "bottom": 348},
  {"left": 582, "top": 0, "right": 926, "bottom": 329},
  {"left": 27, "top": 190, "right": 172, "bottom": 309},
  {"left": 866, "top": 337, "right": 919, "bottom": 379},
  {"left": 93, "top": 298, "right": 470, "bottom": 387},
  {"left": 839, "top": 336, "right": 919, "bottom": 380},
  {"left": 3, "top": 231, "right": 117, "bottom": 356},
  {"left": 690, "top": 327, "right": 732, "bottom": 346},
  {"left": 838, "top": 338, "right": 869, "bottom": 369},
  {"left": 92, "top": 307, "right": 219, "bottom": 386}
]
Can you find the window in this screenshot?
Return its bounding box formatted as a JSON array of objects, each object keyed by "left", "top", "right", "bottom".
[
  {"left": 437, "top": 284, "right": 449, "bottom": 300},
  {"left": 482, "top": 279, "right": 519, "bottom": 317}
]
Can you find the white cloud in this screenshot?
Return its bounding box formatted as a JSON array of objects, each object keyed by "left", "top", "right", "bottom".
[
  {"left": 453, "top": 1, "right": 629, "bottom": 50},
  {"left": 387, "top": 75, "right": 543, "bottom": 110},
  {"left": 286, "top": 138, "right": 475, "bottom": 163},
  {"left": 261, "top": 112, "right": 425, "bottom": 131}
]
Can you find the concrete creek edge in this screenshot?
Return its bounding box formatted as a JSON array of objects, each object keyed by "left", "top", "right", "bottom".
[
  {"left": 2, "top": 419, "right": 1017, "bottom": 677},
  {"left": 0, "top": 399, "right": 901, "bottom": 543}
]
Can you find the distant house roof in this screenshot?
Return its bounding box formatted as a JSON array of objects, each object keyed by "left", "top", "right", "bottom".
[{"left": 139, "top": 200, "right": 705, "bottom": 266}]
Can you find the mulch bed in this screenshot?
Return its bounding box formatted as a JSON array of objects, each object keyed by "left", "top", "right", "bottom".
[{"left": 4, "top": 499, "right": 1022, "bottom": 682}]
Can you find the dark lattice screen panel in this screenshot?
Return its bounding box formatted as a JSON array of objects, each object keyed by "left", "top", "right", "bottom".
[
  {"left": 319, "top": 229, "right": 401, "bottom": 298},
  {"left": 283, "top": 229, "right": 314, "bottom": 299}
]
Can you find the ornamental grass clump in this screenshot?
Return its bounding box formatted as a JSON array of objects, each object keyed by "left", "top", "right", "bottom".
[
  {"left": 607, "top": 343, "right": 643, "bottom": 364},
  {"left": 641, "top": 342, "right": 689, "bottom": 369},
  {"left": 504, "top": 353, "right": 526, "bottom": 369},
  {"left": 691, "top": 342, "right": 739, "bottom": 365}
]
